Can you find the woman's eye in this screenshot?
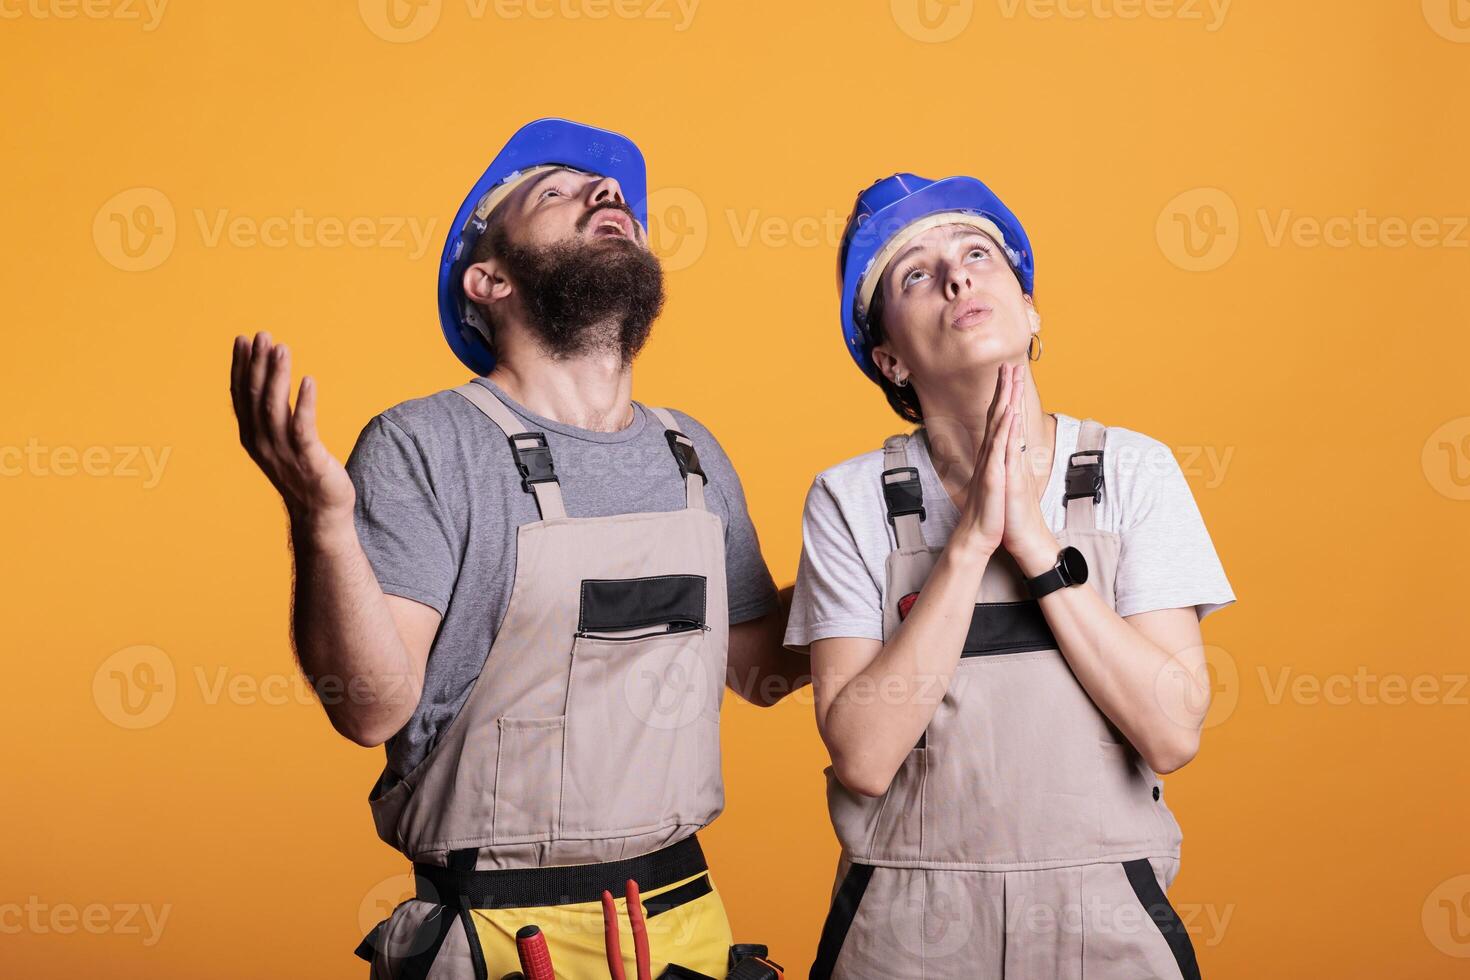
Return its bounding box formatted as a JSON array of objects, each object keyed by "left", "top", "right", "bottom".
[
  {"left": 967, "top": 247, "right": 991, "bottom": 261},
  {"left": 902, "top": 268, "right": 929, "bottom": 288}
]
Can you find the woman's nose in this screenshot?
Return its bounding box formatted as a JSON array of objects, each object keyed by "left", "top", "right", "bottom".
[{"left": 945, "top": 266, "right": 971, "bottom": 299}]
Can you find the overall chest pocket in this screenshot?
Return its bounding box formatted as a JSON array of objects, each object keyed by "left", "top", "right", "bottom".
[{"left": 560, "top": 574, "right": 722, "bottom": 838}]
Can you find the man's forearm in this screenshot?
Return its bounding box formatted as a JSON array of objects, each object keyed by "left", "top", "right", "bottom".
[
  {"left": 289, "top": 512, "right": 422, "bottom": 746},
  {"left": 726, "top": 586, "right": 812, "bottom": 707}
]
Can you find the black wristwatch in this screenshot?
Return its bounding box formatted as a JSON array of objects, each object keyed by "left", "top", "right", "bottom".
[{"left": 1027, "top": 546, "right": 1088, "bottom": 599}]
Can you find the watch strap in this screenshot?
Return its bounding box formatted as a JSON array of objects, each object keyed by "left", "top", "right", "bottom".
[{"left": 1028, "top": 565, "right": 1068, "bottom": 600}]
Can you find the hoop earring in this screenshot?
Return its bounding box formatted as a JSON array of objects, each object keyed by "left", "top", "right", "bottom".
[
  {"left": 896, "top": 376, "right": 909, "bottom": 388},
  {"left": 1027, "top": 335, "right": 1044, "bottom": 362}
]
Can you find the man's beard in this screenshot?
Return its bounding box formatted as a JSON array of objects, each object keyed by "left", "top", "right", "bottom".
[{"left": 489, "top": 217, "right": 665, "bottom": 365}]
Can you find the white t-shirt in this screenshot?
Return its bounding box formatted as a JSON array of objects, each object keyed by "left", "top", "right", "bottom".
[{"left": 783, "top": 412, "right": 1237, "bottom": 652}]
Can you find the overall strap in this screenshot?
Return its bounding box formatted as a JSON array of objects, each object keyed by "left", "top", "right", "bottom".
[
  {"left": 1063, "top": 419, "right": 1107, "bottom": 532},
  {"left": 452, "top": 382, "right": 568, "bottom": 521},
  {"left": 882, "top": 433, "right": 925, "bottom": 551},
  {"left": 647, "top": 406, "right": 707, "bottom": 512}
]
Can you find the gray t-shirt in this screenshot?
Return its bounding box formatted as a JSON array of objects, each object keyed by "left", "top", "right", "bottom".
[
  {"left": 346, "top": 376, "right": 779, "bottom": 785},
  {"left": 784, "top": 412, "right": 1236, "bottom": 651}
]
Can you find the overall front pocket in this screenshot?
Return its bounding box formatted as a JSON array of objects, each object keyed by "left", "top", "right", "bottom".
[
  {"left": 560, "top": 631, "right": 721, "bottom": 836},
  {"left": 492, "top": 716, "right": 566, "bottom": 843},
  {"left": 561, "top": 573, "right": 720, "bottom": 837}
]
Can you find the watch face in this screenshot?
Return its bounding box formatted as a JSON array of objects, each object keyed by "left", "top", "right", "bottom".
[{"left": 1059, "top": 546, "right": 1088, "bottom": 586}]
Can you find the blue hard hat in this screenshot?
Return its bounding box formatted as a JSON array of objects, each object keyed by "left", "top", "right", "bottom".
[
  {"left": 837, "top": 173, "right": 1034, "bottom": 383},
  {"left": 437, "top": 118, "right": 649, "bottom": 374}
]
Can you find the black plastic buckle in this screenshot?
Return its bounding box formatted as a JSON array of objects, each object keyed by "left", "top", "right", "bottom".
[
  {"left": 1065, "top": 449, "right": 1104, "bottom": 503},
  {"left": 665, "top": 431, "right": 708, "bottom": 485},
  {"left": 882, "top": 466, "right": 925, "bottom": 524},
  {"left": 508, "top": 432, "right": 557, "bottom": 494}
]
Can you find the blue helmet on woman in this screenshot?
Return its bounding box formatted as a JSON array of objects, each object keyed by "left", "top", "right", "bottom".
[
  {"left": 437, "top": 118, "right": 649, "bottom": 374},
  {"left": 837, "top": 174, "right": 1034, "bottom": 383}
]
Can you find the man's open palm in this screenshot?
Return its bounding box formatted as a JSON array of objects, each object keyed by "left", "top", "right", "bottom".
[{"left": 230, "top": 332, "right": 355, "bottom": 524}]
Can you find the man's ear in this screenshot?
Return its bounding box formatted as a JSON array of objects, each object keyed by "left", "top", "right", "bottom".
[
  {"left": 462, "top": 260, "right": 512, "bottom": 309},
  {"left": 870, "top": 343, "right": 909, "bottom": 387}
]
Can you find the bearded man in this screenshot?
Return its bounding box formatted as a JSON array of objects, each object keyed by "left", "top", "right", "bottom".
[{"left": 229, "top": 119, "right": 805, "bottom": 978}]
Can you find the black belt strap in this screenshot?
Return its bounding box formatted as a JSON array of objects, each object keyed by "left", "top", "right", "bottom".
[
  {"left": 643, "top": 873, "right": 712, "bottom": 918},
  {"left": 414, "top": 835, "right": 708, "bottom": 910}
]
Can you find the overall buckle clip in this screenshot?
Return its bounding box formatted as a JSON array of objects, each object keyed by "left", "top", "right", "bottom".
[
  {"left": 665, "top": 431, "right": 708, "bottom": 485},
  {"left": 882, "top": 466, "right": 925, "bottom": 525},
  {"left": 508, "top": 432, "right": 557, "bottom": 494},
  {"left": 1065, "top": 449, "right": 1104, "bottom": 504}
]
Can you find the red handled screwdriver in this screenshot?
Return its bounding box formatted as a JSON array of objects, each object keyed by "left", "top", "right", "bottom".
[{"left": 515, "top": 924, "right": 555, "bottom": 980}]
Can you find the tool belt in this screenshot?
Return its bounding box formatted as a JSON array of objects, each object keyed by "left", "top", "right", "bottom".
[{"left": 413, "top": 835, "right": 709, "bottom": 910}]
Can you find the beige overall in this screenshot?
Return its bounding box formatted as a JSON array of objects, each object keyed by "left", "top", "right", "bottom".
[
  {"left": 357, "top": 382, "right": 735, "bottom": 979},
  {"left": 811, "top": 423, "right": 1202, "bottom": 980}
]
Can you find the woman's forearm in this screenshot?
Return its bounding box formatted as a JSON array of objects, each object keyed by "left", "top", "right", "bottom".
[
  {"left": 822, "top": 531, "right": 992, "bottom": 796},
  {"left": 1024, "top": 562, "right": 1209, "bottom": 773}
]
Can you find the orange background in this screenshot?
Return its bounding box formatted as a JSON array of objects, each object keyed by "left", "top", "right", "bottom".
[{"left": 4, "top": 1, "right": 1470, "bottom": 976}]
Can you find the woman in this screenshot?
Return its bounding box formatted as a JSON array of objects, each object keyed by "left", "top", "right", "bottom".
[{"left": 784, "top": 173, "right": 1236, "bottom": 979}]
